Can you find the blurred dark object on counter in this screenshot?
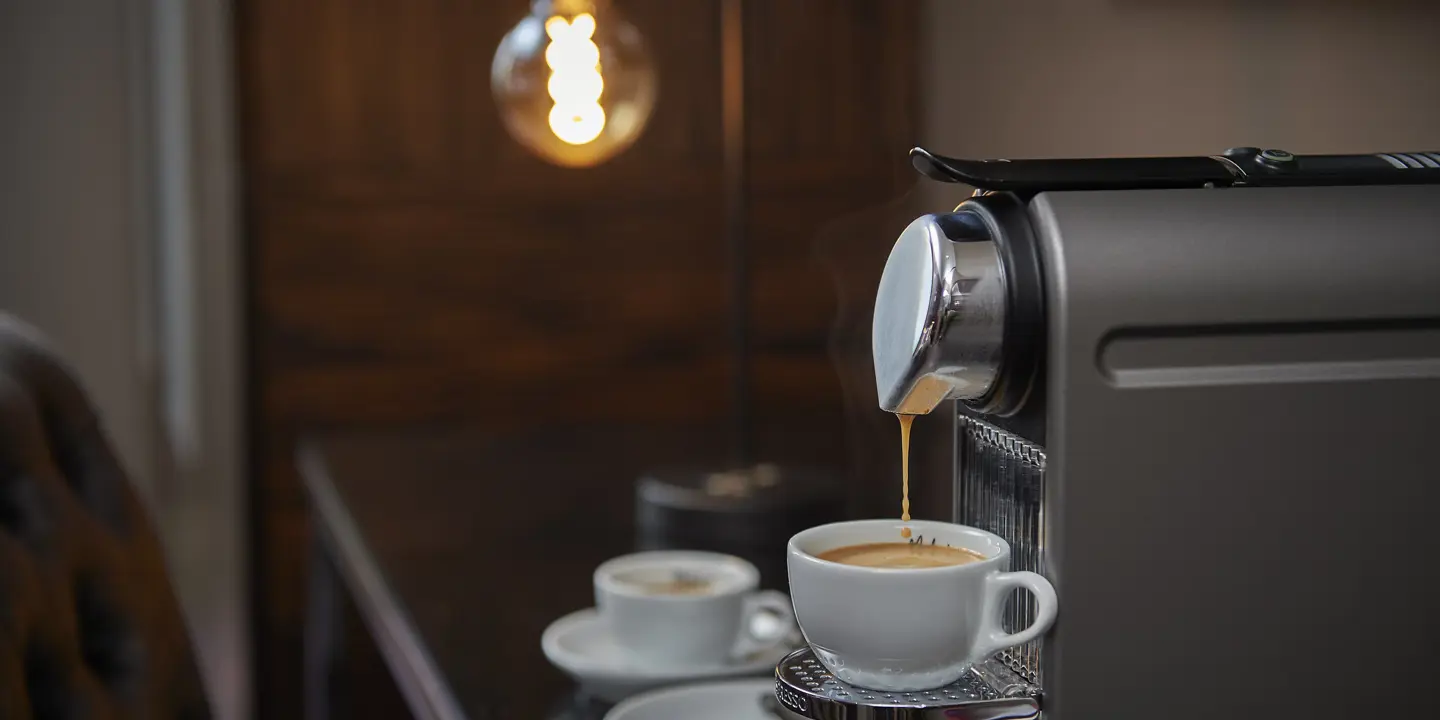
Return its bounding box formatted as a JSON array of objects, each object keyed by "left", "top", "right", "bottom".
[
  {"left": 636, "top": 464, "right": 844, "bottom": 591},
  {"left": 546, "top": 689, "right": 613, "bottom": 720}
]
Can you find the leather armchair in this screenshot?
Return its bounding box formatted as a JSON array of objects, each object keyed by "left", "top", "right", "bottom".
[{"left": 0, "top": 316, "right": 210, "bottom": 718}]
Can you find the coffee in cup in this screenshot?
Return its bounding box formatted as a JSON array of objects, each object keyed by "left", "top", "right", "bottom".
[
  {"left": 788, "top": 519, "right": 1058, "bottom": 691},
  {"left": 610, "top": 568, "right": 715, "bottom": 596},
  {"left": 817, "top": 541, "right": 984, "bottom": 569},
  {"left": 595, "top": 551, "right": 795, "bottom": 668}
]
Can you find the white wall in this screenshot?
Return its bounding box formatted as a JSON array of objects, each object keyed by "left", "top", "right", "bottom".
[
  {"left": 920, "top": 0, "right": 1440, "bottom": 206},
  {"left": 0, "top": 0, "right": 158, "bottom": 495},
  {"left": 0, "top": 2, "right": 246, "bottom": 717}
]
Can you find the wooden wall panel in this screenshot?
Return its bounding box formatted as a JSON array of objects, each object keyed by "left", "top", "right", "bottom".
[
  {"left": 254, "top": 204, "right": 733, "bottom": 425},
  {"left": 236, "top": 0, "right": 917, "bottom": 715},
  {"left": 246, "top": 0, "right": 722, "bottom": 204},
  {"left": 742, "top": 0, "right": 926, "bottom": 515}
]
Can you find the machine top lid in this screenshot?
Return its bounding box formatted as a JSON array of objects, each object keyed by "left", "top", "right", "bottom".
[{"left": 910, "top": 146, "right": 1440, "bottom": 192}]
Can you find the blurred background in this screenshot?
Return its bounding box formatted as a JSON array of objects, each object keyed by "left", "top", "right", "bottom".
[{"left": 2, "top": 0, "right": 1437, "bottom": 718}]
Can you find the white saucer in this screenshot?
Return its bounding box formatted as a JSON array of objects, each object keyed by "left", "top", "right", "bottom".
[
  {"left": 541, "top": 608, "right": 796, "bottom": 703},
  {"left": 603, "top": 679, "right": 782, "bottom": 720}
]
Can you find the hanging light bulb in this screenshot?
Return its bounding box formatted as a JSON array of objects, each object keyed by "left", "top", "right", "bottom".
[{"left": 492, "top": 0, "right": 656, "bottom": 168}]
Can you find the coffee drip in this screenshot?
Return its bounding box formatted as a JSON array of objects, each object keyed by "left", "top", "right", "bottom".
[{"left": 897, "top": 413, "right": 915, "bottom": 539}]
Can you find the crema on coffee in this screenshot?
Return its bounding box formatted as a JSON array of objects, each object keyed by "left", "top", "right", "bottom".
[
  {"left": 613, "top": 568, "right": 723, "bottom": 597},
  {"left": 817, "top": 542, "right": 983, "bottom": 569},
  {"left": 634, "top": 577, "right": 713, "bottom": 596}
]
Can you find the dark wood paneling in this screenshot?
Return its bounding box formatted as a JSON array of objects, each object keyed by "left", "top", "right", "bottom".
[
  {"left": 236, "top": 0, "right": 917, "bottom": 715},
  {"left": 255, "top": 204, "right": 732, "bottom": 426},
  {"left": 743, "top": 0, "right": 927, "bottom": 516},
  {"left": 244, "top": 0, "right": 722, "bottom": 203}
]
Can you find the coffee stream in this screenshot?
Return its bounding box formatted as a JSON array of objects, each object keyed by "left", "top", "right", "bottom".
[{"left": 898, "top": 413, "right": 914, "bottom": 539}]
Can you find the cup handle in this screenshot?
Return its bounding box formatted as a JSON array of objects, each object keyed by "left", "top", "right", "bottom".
[
  {"left": 974, "top": 571, "right": 1058, "bottom": 661},
  {"left": 734, "top": 590, "right": 797, "bottom": 658}
]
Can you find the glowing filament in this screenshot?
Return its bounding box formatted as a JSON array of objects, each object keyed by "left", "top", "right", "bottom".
[{"left": 545, "top": 13, "right": 605, "bottom": 145}]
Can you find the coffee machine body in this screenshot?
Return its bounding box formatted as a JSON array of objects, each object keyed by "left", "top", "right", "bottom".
[{"left": 876, "top": 150, "right": 1440, "bottom": 720}]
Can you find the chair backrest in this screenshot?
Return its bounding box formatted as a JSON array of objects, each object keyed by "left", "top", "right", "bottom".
[{"left": 0, "top": 316, "right": 210, "bottom": 718}]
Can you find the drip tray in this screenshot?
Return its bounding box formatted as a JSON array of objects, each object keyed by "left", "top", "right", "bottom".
[{"left": 773, "top": 647, "right": 1041, "bottom": 720}]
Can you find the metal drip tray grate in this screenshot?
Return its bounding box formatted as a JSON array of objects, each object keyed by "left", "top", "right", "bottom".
[
  {"left": 774, "top": 647, "right": 1041, "bottom": 719},
  {"left": 956, "top": 414, "right": 1047, "bottom": 684}
]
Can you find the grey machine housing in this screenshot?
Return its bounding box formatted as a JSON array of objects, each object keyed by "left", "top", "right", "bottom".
[
  {"left": 1025, "top": 181, "right": 1440, "bottom": 720},
  {"left": 965, "top": 181, "right": 1440, "bottom": 720}
]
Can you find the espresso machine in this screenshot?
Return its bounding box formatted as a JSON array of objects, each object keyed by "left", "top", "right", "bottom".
[{"left": 775, "top": 148, "right": 1440, "bottom": 719}]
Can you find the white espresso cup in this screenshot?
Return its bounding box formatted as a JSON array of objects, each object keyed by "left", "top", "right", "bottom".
[
  {"left": 595, "top": 551, "right": 795, "bottom": 668},
  {"left": 787, "top": 519, "right": 1057, "bottom": 691}
]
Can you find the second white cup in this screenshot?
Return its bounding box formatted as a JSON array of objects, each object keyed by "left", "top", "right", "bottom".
[{"left": 594, "top": 550, "right": 795, "bottom": 668}]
